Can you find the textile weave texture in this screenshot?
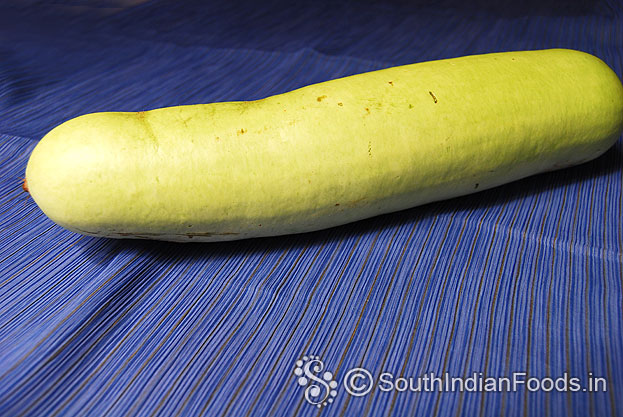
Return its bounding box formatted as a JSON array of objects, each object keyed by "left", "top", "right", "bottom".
[{"left": 0, "top": 1, "right": 622, "bottom": 416}]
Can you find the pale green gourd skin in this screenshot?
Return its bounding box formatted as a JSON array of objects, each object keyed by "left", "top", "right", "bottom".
[{"left": 25, "top": 49, "right": 623, "bottom": 242}]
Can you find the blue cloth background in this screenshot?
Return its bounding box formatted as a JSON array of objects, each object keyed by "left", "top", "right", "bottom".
[{"left": 0, "top": 1, "right": 622, "bottom": 416}]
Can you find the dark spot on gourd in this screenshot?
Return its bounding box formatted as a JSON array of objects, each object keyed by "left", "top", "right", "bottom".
[
  {"left": 408, "top": 104, "right": 413, "bottom": 109},
  {"left": 259, "top": 224, "right": 262, "bottom": 227},
  {"left": 368, "top": 141, "right": 372, "bottom": 156},
  {"left": 429, "top": 91, "right": 438, "bottom": 103},
  {"left": 317, "top": 95, "right": 327, "bottom": 102},
  {"left": 337, "top": 102, "right": 343, "bottom": 106},
  {"left": 388, "top": 81, "right": 394, "bottom": 86},
  {"left": 215, "top": 136, "right": 220, "bottom": 141},
  {"left": 335, "top": 203, "right": 340, "bottom": 206},
  {"left": 365, "top": 107, "right": 370, "bottom": 114},
  {"left": 474, "top": 183, "right": 479, "bottom": 189},
  {"left": 238, "top": 128, "right": 247, "bottom": 135}
]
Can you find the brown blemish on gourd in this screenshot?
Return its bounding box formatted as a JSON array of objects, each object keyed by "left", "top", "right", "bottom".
[
  {"left": 114, "top": 231, "right": 240, "bottom": 238},
  {"left": 337, "top": 102, "right": 343, "bottom": 106},
  {"left": 346, "top": 197, "right": 367, "bottom": 207},
  {"left": 254, "top": 126, "right": 270, "bottom": 134},
  {"left": 74, "top": 227, "right": 240, "bottom": 239},
  {"left": 408, "top": 104, "right": 413, "bottom": 109},
  {"left": 364, "top": 107, "right": 370, "bottom": 114},
  {"left": 474, "top": 183, "right": 479, "bottom": 189},
  {"left": 388, "top": 81, "right": 394, "bottom": 86},
  {"left": 136, "top": 111, "right": 158, "bottom": 144},
  {"left": 368, "top": 141, "right": 372, "bottom": 157},
  {"left": 73, "top": 228, "right": 100, "bottom": 235},
  {"left": 317, "top": 95, "right": 327, "bottom": 102},
  {"left": 238, "top": 128, "right": 247, "bottom": 135},
  {"left": 429, "top": 91, "right": 438, "bottom": 103},
  {"left": 335, "top": 203, "right": 340, "bottom": 206},
  {"left": 187, "top": 232, "right": 239, "bottom": 237}
]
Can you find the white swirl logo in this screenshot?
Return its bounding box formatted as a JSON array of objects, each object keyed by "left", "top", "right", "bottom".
[
  {"left": 343, "top": 367, "right": 374, "bottom": 397},
  {"left": 294, "top": 355, "right": 338, "bottom": 408}
]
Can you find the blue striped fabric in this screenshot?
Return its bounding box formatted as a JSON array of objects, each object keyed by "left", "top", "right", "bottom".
[{"left": 1, "top": 1, "right": 622, "bottom": 416}]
